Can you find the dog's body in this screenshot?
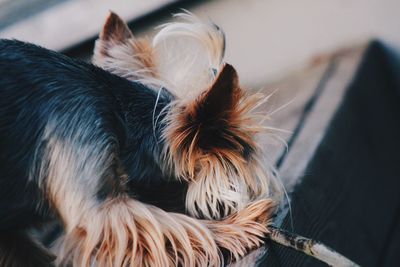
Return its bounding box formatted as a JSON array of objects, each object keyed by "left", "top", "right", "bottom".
[
  {"left": 0, "top": 38, "right": 171, "bottom": 222},
  {"left": 0, "top": 13, "right": 278, "bottom": 267},
  {"left": 0, "top": 38, "right": 173, "bottom": 266}
]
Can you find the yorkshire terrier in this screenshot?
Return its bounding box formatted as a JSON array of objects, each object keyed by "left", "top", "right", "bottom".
[{"left": 0, "top": 12, "right": 279, "bottom": 267}]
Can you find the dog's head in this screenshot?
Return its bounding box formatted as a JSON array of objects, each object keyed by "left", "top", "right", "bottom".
[{"left": 93, "top": 12, "right": 281, "bottom": 219}]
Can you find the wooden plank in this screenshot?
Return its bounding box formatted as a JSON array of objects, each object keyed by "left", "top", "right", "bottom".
[
  {"left": 260, "top": 46, "right": 365, "bottom": 265},
  {"left": 260, "top": 41, "right": 400, "bottom": 266},
  {"left": 255, "top": 61, "right": 330, "bottom": 165},
  {"left": 231, "top": 45, "right": 365, "bottom": 267},
  {"left": 277, "top": 46, "right": 365, "bottom": 193}
]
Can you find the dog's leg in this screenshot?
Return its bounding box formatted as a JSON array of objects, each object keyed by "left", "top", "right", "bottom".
[
  {"left": 53, "top": 196, "right": 274, "bottom": 267},
  {"left": 40, "top": 122, "right": 273, "bottom": 266},
  {"left": 0, "top": 230, "right": 55, "bottom": 267}
]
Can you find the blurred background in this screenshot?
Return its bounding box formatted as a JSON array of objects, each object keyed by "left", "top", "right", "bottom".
[{"left": 0, "top": 0, "right": 399, "bottom": 86}]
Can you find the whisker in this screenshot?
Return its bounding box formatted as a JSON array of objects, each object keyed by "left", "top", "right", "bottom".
[
  {"left": 152, "top": 87, "right": 164, "bottom": 142},
  {"left": 248, "top": 89, "right": 279, "bottom": 112},
  {"left": 258, "top": 126, "right": 293, "bottom": 134},
  {"left": 268, "top": 98, "right": 295, "bottom": 117}
]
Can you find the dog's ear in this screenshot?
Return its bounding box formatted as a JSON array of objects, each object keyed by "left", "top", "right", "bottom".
[
  {"left": 168, "top": 63, "right": 252, "bottom": 155},
  {"left": 189, "top": 63, "right": 244, "bottom": 150},
  {"left": 95, "top": 12, "right": 133, "bottom": 55},
  {"left": 194, "top": 63, "right": 240, "bottom": 122},
  {"left": 93, "top": 12, "right": 158, "bottom": 82}
]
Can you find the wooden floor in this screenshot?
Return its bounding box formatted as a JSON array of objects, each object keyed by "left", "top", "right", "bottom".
[
  {"left": 257, "top": 41, "right": 400, "bottom": 267},
  {"left": 226, "top": 43, "right": 367, "bottom": 267}
]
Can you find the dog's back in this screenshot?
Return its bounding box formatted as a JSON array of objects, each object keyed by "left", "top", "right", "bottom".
[
  {"left": 0, "top": 39, "right": 176, "bottom": 266},
  {"left": 0, "top": 39, "right": 171, "bottom": 228}
]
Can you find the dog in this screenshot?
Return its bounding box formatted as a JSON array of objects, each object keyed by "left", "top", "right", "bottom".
[{"left": 0, "top": 12, "right": 279, "bottom": 267}]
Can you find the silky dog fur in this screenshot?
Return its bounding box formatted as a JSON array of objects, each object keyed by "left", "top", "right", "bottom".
[{"left": 0, "top": 12, "right": 279, "bottom": 267}]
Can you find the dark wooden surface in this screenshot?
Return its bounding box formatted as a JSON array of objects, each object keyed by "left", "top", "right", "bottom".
[
  {"left": 231, "top": 44, "right": 366, "bottom": 267},
  {"left": 258, "top": 41, "right": 400, "bottom": 267}
]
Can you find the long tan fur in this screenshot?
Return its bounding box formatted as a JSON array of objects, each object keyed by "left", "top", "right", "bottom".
[
  {"left": 93, "top": 11, "right": 280, "bottom": 220},
  {"left": 87, "top": 12, "right": 280, "bottom": 266},
  {"left": 52, "top": 196, "right": 274, "bottom": 267},
  {"left": 162, "top": 64, "right": 275, "bottom": 219},
  {"left": 40, "top": 118, "right": 272, "bottom": 266}
]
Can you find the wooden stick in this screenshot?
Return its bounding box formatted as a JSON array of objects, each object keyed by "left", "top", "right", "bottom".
[{"left": 268, "top": 226, "right": 360, "bottom": 267}]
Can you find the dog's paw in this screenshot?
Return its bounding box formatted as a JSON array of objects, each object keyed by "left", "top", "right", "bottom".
[{"left": 205, "top": 199, "right": 275, "bottom": 262}]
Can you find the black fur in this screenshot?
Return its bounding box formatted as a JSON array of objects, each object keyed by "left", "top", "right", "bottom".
[
  {"left": 0, "top": 39, "right": 184, "bottom": 266},
  {"left": 0, "top": 230, "right": 55, "bottom": 267}
]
